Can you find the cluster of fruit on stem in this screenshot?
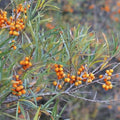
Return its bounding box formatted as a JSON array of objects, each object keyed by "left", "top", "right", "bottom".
[
  {"left": 20, "top": 57, "right": 32, "bottom": 70},
  {"left": 53, "top": 64, "right": 114, "bottom": 91},
  {"left": 53, "top": 64, "right": 95, "bottom": 89},
  {"left": 11, "top": 56, "right": 32, "bottom": 114},
  {"left": 54, "top": 64, "right": 66, "bottom": 79},
  {"left": 11, "top": 75, "right": 26, "bottom": 96},
  {"left": 0, "top": 10, "right": 7, "bottom": 28},
  {"left": 99, "top": 69, "right": 114, "bottom": 91},
  {"left": 0, "top": 4, "right": 30, "bottom": 36},
  {"left": 11, "top": 56, "right": 32, "bottom": 95}
]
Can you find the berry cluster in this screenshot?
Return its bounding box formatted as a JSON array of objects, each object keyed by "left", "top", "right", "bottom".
[
  {"left": 13, "top": 4, "right": 30, "bottom": 14},
  {"left": 9, "top": 4, "right": 30, "bottom": 36},
  {"left": 9, "top": 17, "right": 25, "bottom": 36},
  {"left": 0, "top": 10, "right": 7, "bottom": 28},
  {"left": 53, "top": 64, "right": 95, "bottom": 89},
  {"left": 64, "top": 74, "right": 82, "bottom": 86},
  {"left": 100, "top": 69, "right": 114, "bottom": 91},
  {"left": 82, "top": 72, "right": 95, "bottom": 83},
  {"left": 11, "top": 75, "right": 26, "bottom": 96},
  {"left": 54, "top": 64, "right": 66, "bottom": 79},
  {"left": 77, "top": 65, "right": 85, "bottom": 75},
  {"left": 0, "top": 4, "right": 30, "bottom": 36},
  {"left": 20, "top": 57, "right": 32, "bottom": 70}
]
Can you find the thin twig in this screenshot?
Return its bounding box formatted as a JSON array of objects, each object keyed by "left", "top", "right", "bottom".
[{"left": 65, "top": 92, "right": 120, "bottom": 103}]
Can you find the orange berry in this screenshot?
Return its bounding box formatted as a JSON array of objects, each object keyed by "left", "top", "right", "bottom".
[
  {"left": 75, "top": 82, "right": 79, "bottom": 86},
  {"left": 18, "top": 109, "right": 21, "bottom": 114},
  {"left": 12, "top": 40, "right": 15, "bottom": 43},
  {"left": 11, "top": 87, "right": 15, "bottom": 90},
  {"left": 70, "top": 80, "right": 74, "bottom": 84},
  {"left": 87, "top": 79, "right": 92, "bottom": 83},
  {"left": 53, "top": 81, "right": 57, "bottom": 86},
  {"left": 18, "top": 106, "right": 20, "bottom": 109},
  {"left": 28, "top": 62, "right": 32, "bottom": 67},
  {"left": 59, "top": 65, "right": 63, "bottom": 68},
  {"left": 12, "top": 92, "right": 16, "bottom": 95},
  {"left": 108, "top": 72, "right": 112, "bottom": 76},
  {"left": 9, "top": 30, "right": 13, "bottom": 35},
  {"left": 25, "top": 61, "right": 29, "bottom": 65},
  {"left": 15, "top": 31, "right": 19, "bottom": 36},
  {"left": 10, "top": 26, "right": 15, "bottom": 31},
  {"left": 77, "top": 71, "right": 81, "bottom": 75},
  {"left": 104, "top": 76, "right": 108, "bottom": 82},
  {"left": 78, "top": 81, "right": 82, "bottom": 84},
  {"left": 58, "top": 84, "right": 62, "bottom": 89},
  {"left": 25, "top": 16, "right": 27, "bottom": 19},
  {"left": 18, "top": 91, "right": 22, "bottom": 96},
  {"left": 19, "top": 85, "right": 24, "bottom": 90},
  {"left": 16, "top": 87, "right": 21, "bottom": 91},
  {"left": 27, "top": 4, "right": 30, "bottom": 8},
  {"left": 83, "top": 79, "right": 87, "bottom": 82},
  {"left": 107, "top": 76, "right": 111, "bottom": 80},
  {"left": 55, "top": 68, "right": 59, "bottom": 72},
  {"left": 99, "top": 75, "right": 103, "bottom": 79},
  {"left": 58, "top": 76, "right": 62, "bottom": 80},
  {"left": 82, "top": 74, "right": 86, "bottom": 78},
  {"left": 89, "top": 73, "right": 94, "bottom": 77},
  {"left": 26, "top": 65, "right": 30, "bottom": 69},
  {"left": 56, "top": 72, "right": 60, "bottom": 76},
  {"left": 86, "top": 74, "right": 89, "bottom": 78},
  {"left": 59, "top": 67, "right": 63, "bottom": 71},
  {"left": 81, "top": 65, "right": 85, "bottom": 70},
  {"left": 71, "top": 75, "right": 75, "bottom": 79},
  {"left": 72, "top": 79, "right": 76, "bottom": 82},
  {"left": 64, "top": 78, "right": 70, "bottom": 82},
  {"left": 21, "top": 25, "right": 25, "bottom": 29},
  {"left": 106, "top": 70, "right": 109, "bottom": 74},
  {"left": 13, "top": 46, "right": 17, "bottom": 50},
  {"left": 22, "top": 66, "right": 27, "bottom": 70},
  {"left": 12, "top": 31, "right": 16, "bottom": 35},
  {"left": 62, "top": 74, "right": 66, "bottom": 77},
  {"left": 91, "top": 76, "right": 95, "bottom": 80},
  {"left": 15, "top": 75, "right": 19, "bottom": 80},
  {"left": 12, "top": 83, "right": 17, "bottom": 88},
  {"left": 78, "top": 68, "right": 83, "bottom": 72},
  {"left": 10, "top": 16, "right": 13, "bottom": 20},
  {"left": 15, "top": 24, "right": 20, "bottom": 28},
  {"left": 77, "top": 77, "right": 82, "bottom": 81},
  {"left": 21, "top": 89, "right": 26, "bottom": 94},
  {"left": 20, "top": 19, "right": 23, "bottom": 22},
  {"left": 109, "top": 69, "right": 113, "bottom": 73},
  {"left": 54, "top": 64, "right": 58, "bottom": 68},
  {"left": 20, "top": 60, "right": 24, "bottom": 65},
  {"left": 7, "top": 21, "right": 11, "bottom": 25},
  {"left": 105, "top": 85, "right": 109, "bottom": 91},
  {"left": 10, "top": 23, "right": 15, "bottom": 26},
  {"left": 67, "top": 74, "right": 70, "bottom": 78},
  {"left": 59, "top": 71, "right": 64, "bottom": 75},
  {"left": 25, "top": 57, "right": 29, "bottom": 61},
  {"left": 18, "top": 80, "right": 23, "bottom": 85},
  {"left": 106, "top": 81, "right": 111, "bottom": 86},
  {"left": 109, "top": 84, "right": 113, "bottom": 89}
]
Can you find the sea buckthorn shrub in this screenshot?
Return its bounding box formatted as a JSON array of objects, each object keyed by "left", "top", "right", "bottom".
[{"left": 0, "top": 0, "right": 120, "bottom": 120}]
